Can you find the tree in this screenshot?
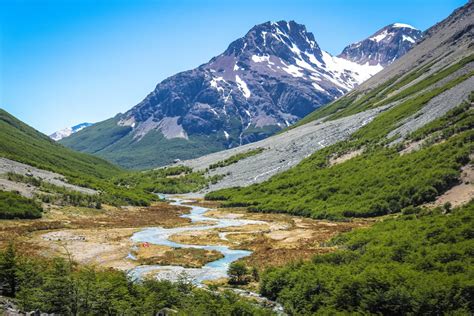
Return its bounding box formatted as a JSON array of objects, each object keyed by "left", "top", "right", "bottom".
[
  {"left": 40, "top": 258, "right": 75, "bottom": 314},
  {"left": 0, "top": 242, "right": 18, "bottom": 296},
  {"left": 228, "top": 262, "right": 250, "bottom": 285}
]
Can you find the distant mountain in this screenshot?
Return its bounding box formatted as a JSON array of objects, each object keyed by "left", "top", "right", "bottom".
[
  {"left": 61, "top": 21, "right": 420, "bottom": 169},
  {"left": 339, "top": 23, "right": 422, "bottom": 66},
  {"left": 50, "top": 122, "right": 93, "bottom": 141}
]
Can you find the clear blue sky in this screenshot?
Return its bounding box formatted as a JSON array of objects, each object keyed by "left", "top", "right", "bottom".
[{"left": 1, "top": 0, "right": 466, "bottom": 134}]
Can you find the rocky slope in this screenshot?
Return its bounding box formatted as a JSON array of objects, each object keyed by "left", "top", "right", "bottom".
[
  {"left": 61, "top": 21, "right": 420, "bottom": 169},
  {"left": 179, "top": 1, "right": 474, "bottom": 192},
  {"left": 339, "top": 23, "right": 422, "bottom": 66}
]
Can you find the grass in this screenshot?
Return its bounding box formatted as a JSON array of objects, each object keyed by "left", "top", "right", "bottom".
[
  {"left": 0, "top": 109, "right": 123, "bottom": 180},
  {"left": 289, "top": 53, "right": 474, "bottom": 130},
  {"left": 0, "top": 109, "right": 225, "bottom": 208},
  {"left": 61, "top": 117, "right": 240, "bottom": 170}
]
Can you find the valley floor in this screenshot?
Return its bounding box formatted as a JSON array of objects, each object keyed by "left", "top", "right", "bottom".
[{"left": 0, "top": 196, "right": 371, "bottom": 279}]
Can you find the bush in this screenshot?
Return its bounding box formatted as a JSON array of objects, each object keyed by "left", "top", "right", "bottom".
[{"left": 0, "top": 191, "right": 42, "bottom": 219}]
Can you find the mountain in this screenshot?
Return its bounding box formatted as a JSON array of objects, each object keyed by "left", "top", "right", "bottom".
[
  {"left": 49, "top": 122, "right": 93, "bottom": 141},
  {"left": 0, "top": 109, "right": 121, "bottom": 180},
  {"left": 202, "top": 0, "right": 474, "bottom": 215},
  {"left": 339, "top": 23, "right": 422, "bottom": 66},
  {"left": 61, "top": 20, "right": 420, "bottom": 169}
]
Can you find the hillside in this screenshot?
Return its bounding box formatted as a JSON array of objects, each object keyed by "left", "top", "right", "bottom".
[
  {"left": 0, "top": 109, "right": 160, "bottom": 211},
  {"left": 60, "top": 21, "right": 419, "bottom": 169},
  {"left": 176, "top": 1, "right": 473, "bottom": 195},
  {"left": 0, "top": 109, "right": 122, "bottom": 180},
  {"left": 197, "top": 1, "right": 474, "bottom": 219}
]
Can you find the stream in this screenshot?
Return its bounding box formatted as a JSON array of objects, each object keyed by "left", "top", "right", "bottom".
[{"left": 128, "top": 197, "right": 264, "bottom": 283}]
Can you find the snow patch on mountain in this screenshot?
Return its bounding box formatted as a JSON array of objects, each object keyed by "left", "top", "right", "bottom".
[
  {"left": 49, "top": 123, "right": 93, "bottom": 141},
  {"left": 235, "top": 75, "right": 251, "bottom": 98},
  {"left": 392, "top": 23, "right": 417, "bottom": 29}
]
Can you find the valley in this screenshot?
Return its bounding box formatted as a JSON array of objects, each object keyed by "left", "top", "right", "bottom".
[
  {"left": 1, "top": 195, "right": 368, "bottom": 280},
  {"left": 0, "top": 1, "right": 473, "bottom": 315}
]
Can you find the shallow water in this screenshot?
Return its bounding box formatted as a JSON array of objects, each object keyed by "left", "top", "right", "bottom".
[{"left": 128, "top": 198, "right": 264, "bottom": 283}]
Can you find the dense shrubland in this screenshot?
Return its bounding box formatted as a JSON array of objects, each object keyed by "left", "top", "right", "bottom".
[
  {"left": 1, "top": 165, "right": 224, "bottom": 219},
  {"left": 259, "top": 201, "right": 474, "bottom": 315},
  {"left": 112, "top": 166, "right": 224, "bottom": 194},
  {"left": 207, "top": 130, "right": 471, "bottom": 219},
  {"left": 0, "top": 244, "right": 273, "bottom": 315}
]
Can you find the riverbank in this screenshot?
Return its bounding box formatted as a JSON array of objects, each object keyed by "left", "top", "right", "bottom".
[{"left": 0, "top": 195, "right": 372, "bottom": 281}]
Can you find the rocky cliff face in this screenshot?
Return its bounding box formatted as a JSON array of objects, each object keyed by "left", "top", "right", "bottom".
[
  {"left": 62, "top": 20, "right": 421, "bottom": 169},
  {"left": 339, "top": 23, "right": 422, "bottom": 66}
]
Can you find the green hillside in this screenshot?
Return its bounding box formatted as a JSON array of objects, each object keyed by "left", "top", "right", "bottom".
[
  {"left": 0, "top": 109, "right": 223, "bottom": 211},
  {"left": 291, "top": 54, "right": 474, "bottom": 129},
  {"left": 0, "top": 109, "right": 158, "bottom": 207},
  {"left": 0, "top": 109, "right": 123, "bottom": 180}
]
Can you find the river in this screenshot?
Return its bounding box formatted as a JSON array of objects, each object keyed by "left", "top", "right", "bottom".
[{"left": 128, "top": 197, "right": 264, "bottom": 283}]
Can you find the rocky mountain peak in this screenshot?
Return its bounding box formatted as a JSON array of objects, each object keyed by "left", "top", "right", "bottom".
[
  {"left": 61, "top": 20, "right": 422, "bottom": 169},
  {"left": 338, "top": 23, "right": 422, "bottom": 66},
  {"left": 224, "top": 20, "right": 323, "bottom": 64}
]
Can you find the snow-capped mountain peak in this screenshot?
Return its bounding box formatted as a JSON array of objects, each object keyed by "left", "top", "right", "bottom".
[
  {"left": 392, "top": 22, "right": 417, "bottom": 29},
  {"left": 339, "top": 23, "right": 422, "bottom": 66},
  {"left": 62, "top": 20, "right": 422, "bottom": 168},
  {"left": 50, "top": 122, "right": 93, "bottom": 141}
]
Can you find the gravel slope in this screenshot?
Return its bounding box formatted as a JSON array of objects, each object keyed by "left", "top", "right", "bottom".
[
  {"left": 180, "top": 105, "right": 390, "bottom": 192},
  {"left": 0, "top": 157, "right": 97, "bottom": 196}
]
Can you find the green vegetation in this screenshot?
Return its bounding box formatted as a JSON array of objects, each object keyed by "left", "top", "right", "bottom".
[
  {"left": 259, "top": 201, "right": 474, "bottom": 315},
  {"left": 113, "top": 166, "right": 224, "bottom": 194},
  {"left": 228, "top": 261, "right": 251, "bottom": 285},
  {"left": 0, "top": 109, "right": 157, "bottom": 206},
  {"left": 209, "top": 148, "right": 265, "bottom": 170},
  {"left": 409, "top": 91, "right": 474, "bottom": 143},
  {"left": 60, "top": 117, "right": 231, "bottom": 170},
  {"left": 207, "top": 131, "right": 471, "bottom": 219},
  {"left": 0, "top": 245, "right": 273, "bottom": 315},
  {"left": 0, "top": 191, "right": 43, "bottom": 219},
  {"left": 206, "top": 75, "right": 474, "bottom": 219},
  {"left": 0, "top": 109, "right": 224, "bottom": 209},
  {"left": 0, "top": 109, "right": 122, "bottom": 180}
]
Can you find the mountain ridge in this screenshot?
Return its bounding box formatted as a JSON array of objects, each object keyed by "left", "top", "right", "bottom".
[{"left": 61, "top": 20, "right": 421, "bottom": 169}]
